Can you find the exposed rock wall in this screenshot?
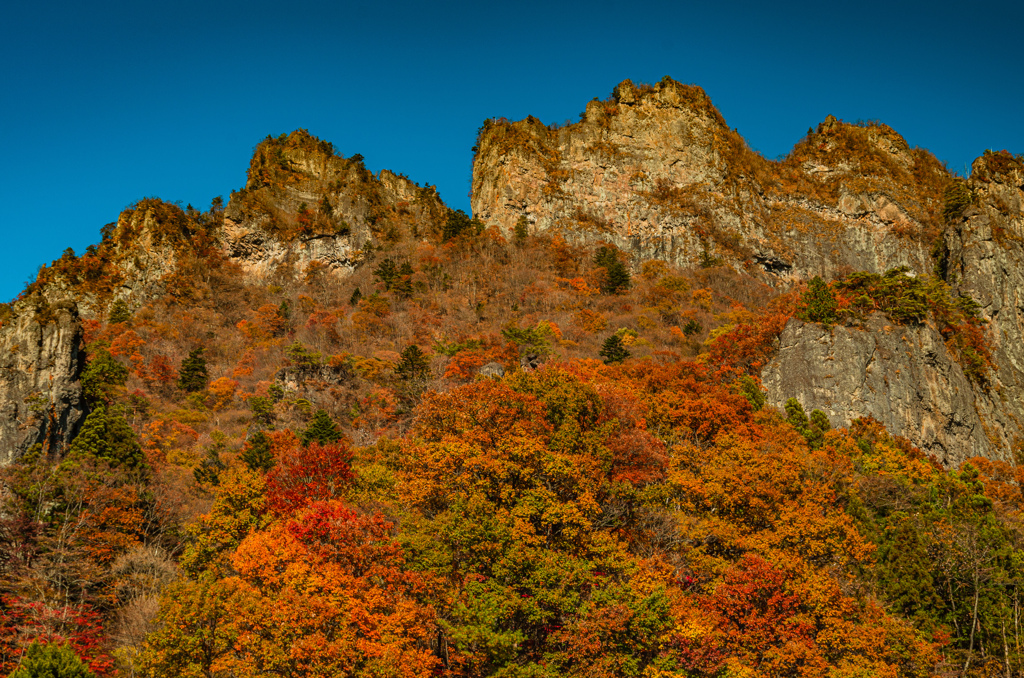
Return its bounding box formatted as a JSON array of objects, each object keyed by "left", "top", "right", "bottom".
[
  {"left": 471, "top": 78, "right": 946, "bottom": 281},
  {"left": 223, "top": 130, "right": 447, "bottom": 278},
  {"left": 763, "top": 152, "right": 1024, "bottom": 464},
  {"left": 0, "top": 301, "right": 85, "bottom": 465},
  {"left": 942, "top": 153, "right": 1024, "bottom": 454},
  {"left": 762, "top": 315, "right": 1000, "bottom": 466}
]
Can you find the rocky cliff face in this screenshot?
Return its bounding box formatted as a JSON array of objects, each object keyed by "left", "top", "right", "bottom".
[
  {"left": 0, "top": 301, "right": 85, "bottom": 465},
  {"left": 762, "top": 315, "right": 1002, "bottom": 466},
  {"left": 223, "top": 130, "right": 447, "bottom": 278},
  {"left": 471, "top": 78, "right": 947, "bottom": 281},
  {"left": 943, "top": 152, "right": 1024, "bottom": 454},
  {"left": 31, "top": 130, "right": 449, "bottom": 320},
  {"left": 0, "top": 130, "right": 448, "bottom": 467},
  {"left": 470, "top": 79, "right": 1024, "bottom": 463},
  {"left": 762, "top": 151, "right": 1024, "bottom": 463}
]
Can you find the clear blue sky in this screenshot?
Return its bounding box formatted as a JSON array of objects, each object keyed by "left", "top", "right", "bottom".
[{"left": 2, "top": 0, "right": 1021, "bottom": 302}]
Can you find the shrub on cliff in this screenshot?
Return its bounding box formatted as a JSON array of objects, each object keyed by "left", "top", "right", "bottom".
[{"left": 796, "top": 276, "right": 838, "bottom": 325}]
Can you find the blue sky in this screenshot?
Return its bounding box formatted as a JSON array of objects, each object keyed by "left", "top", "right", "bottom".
[{"left": 1, "top": 0, "right": 1021, "bottom": 302}]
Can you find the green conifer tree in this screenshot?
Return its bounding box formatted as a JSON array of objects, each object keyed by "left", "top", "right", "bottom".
[
  {"left": 392, "top": 262, "right": 415, "bottom": 299},
  {"left": 81, "top": 350, "right": 128, "bottom": 403},
  {"left": 737, "top": 375, "right": 765, "bottom": 411},
  {"left": 9, "top": 642, "right": 95, "bottom": 678},
  {"left": 68, "top": 405, "right": 146, "bottom": 469},
  {"left": 177, "top": 347, "right": 208, "bottom": 393},
  {"left": 797, "top": 276, "right": 839, "bottom": 325},
  {"left": 241, "top": 431, "right": 275, "bottom": 473},
  {"left": 349, "top": 287, "right": 363, "bottom": 305},
  {"left": 107, "top": 299, "right": 132, "bottom": 324},
  {"left": 600, "top": 334, "right": 631, "bottom": 364},
  {"left": 877, "top": 519, "right": 945, "bottom": 630},
  {"left": 301, "top": 409, "right": 342, "bottom": 446},
  {"left": 395, "top": 345, "right": 430, "bottom": 380},
  {"left": 374, "top": 259, "right": 399, "bottom": 291},
  {"left": 513, "top": 215, "right": 529, "bottom": 246},
  {"left": 784, "top": 398, "right": 830, "bottom": 449},
  {"left": 595, "top": 246, "right": 631, "bottom": 294}
]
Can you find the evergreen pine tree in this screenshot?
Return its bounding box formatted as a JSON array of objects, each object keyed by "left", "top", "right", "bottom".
[
  {"left": 301, "top": 409, "right": 342, "bottom": 446},
  {"left": 513, "top": 215, "right": 529, "bottom": 246},
  {"left": 349, "top": 287, "right": 363, "bottom": 305},
  {"left": 737, "top": 375, "right": 765, "bottom": 411},
  {"left": 877, "top": 520, "right": 944, "bottom": 627},
  {"left": 797, "top": 276, "right": 839, "bottom": 325},
  {"left": 392, "top": 262, "right": 415, "bottom": 298},
  {"left": 177, "top": 347, "right": 208, "bottom": 393},
  {"left": 374, "top": 259, "right": 399, "bottom": 290},
  {"left": 241, "top": 431, "right": 275, "bottom": 473},
  {"left": 594, "top": 246, "right": 631, "bottom": 294},
  {"left": 600, "top": 334, "right": 631, "bottom": 364},
  {"left": 395, "top": 345, "right": 430, "bottom": 380},
  {"left": 108, "top": 298, "right": 132, "bottom": 324},
  {"left": 784, "top": 398, "right": 829, "bottom": 449},
  {"left": 193, "top": 442, "right": 226, "bottom": 486},
  {"left": 68, "top": 405, "right": 146, "bottom": 469},
  {"left": 81, "top": 349, "right": 128, "bottom": 403},
  {"left": 9, "top": 642, "right": 95, "bottom": 678},
  {"left": 785, "top": 397, "right": 810, "bottom": 431}
]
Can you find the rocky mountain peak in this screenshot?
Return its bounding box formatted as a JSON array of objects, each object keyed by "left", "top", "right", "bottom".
[{"left": 471, "top": 79, "right": 946, "bottom": 281}]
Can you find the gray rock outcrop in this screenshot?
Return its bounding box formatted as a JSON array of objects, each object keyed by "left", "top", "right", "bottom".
[
  {"left": 763, "top": 151, "right": 1024, "bottom": 465},
  {"left": 762, "top": 315, "right": 998, "bottom": 466},
  {"left": 0, "top": 301, "right": 85, "bottom": 465}
]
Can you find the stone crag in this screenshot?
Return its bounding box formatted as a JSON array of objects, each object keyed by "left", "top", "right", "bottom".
[
  {"left": 762, "top": 152, "right": 1024, "bottom": 463},
  {"left": 0, "top": 301, "right": 85, "bottom": 465},
  {"left": 471, "top": 78, "right": 1023, "bottom": 464},
  {"left": 471, "top": 78, "right": 946, "bottom": 282},
  {"left": 223, "top": 130, "right": 447, "bottom": 278},
  {"left": 762, "top": 315, "right": 1000, "bottom": 467}
]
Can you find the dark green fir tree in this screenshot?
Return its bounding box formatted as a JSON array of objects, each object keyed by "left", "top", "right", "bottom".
[
  {"left": 594, "top": 246, "right": 631, "bottom": 294},
  {"left": 301, "top": 409, "right": 342, "bottom": 446},
  {"left": 797, "top": 276, "right": 839, "bottom": 325},
  {"left": 600, "top": 334, "right": 631, "bottom": 364},
  {"left": 395, "top": 345, "right": 430, "bottom": 381},
  {"left": 241, "top": 431, "right": 275, "bottom": 473},
  {"left": 68, "top": 405, "right": 145, "bottom": 469},
  {"left": 177, "top": 347, "right": 208, "bottom": 393}
]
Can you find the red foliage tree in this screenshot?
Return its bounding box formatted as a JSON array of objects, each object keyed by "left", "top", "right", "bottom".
[{"left": 266, "top": 439, "right": 354, "bottom": 514}]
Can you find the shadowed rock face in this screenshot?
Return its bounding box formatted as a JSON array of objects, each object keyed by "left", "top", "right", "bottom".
[
  {"left": 471, "top": 78, "right": 946, "bottom": 282},
  {"left": 0, "top": 301, "right": 85, "bottom": 465},
  {"left": 941, "top": 153, "right": 1024, "bottom": 454},
  {"left": 762, "top": 315, "right": 999, "bottom": 467}
]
